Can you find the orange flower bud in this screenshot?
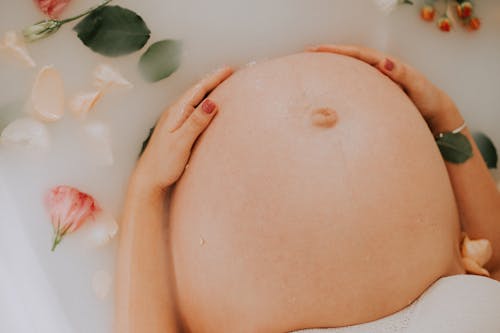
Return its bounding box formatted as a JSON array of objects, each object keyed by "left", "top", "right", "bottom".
[
  {"left": 437, "top": 16, "right": 452, "bottom": 32},
  {"left": 420, "top": 5, "right": 435, "bottom": 21},
  {"left": 468, "top": 17, "right": 481, "bottom": 31},
  {"left": 456, "top": 1, "right": 473, "bottom": 19}
]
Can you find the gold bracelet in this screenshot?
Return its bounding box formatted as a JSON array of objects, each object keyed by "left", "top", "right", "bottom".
[{"left": 436, "top": 121, "right": 467, "bottom": 138}]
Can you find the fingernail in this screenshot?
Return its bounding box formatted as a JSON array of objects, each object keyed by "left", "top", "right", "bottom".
[
  {"left": 202, "top": 99, "right": 216, "bottom": 114},
  {"left": 384, "top": 58, "right": 395, "bottom": 71}
]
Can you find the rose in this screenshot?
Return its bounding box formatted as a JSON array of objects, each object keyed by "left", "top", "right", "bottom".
[
  {"left": 46, "top": 185, "right": 101, "bottom": 251},
  {"left": 34, "top": 0, "right": 72, "bottom": 19}
]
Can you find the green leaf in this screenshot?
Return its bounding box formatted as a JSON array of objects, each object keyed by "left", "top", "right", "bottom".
[
  {"left": 73, "top": 5, "right": 151, "bottom": 57},
  {"left": 139, "top": 126, "right": 155, "bottom": 157},
  {"left": 436, "top": 132, "right": 473, "bottom": 164},
  {"left": 139, "top": 40, "right": 182, "bottom": 82},
  {"left": 472, "top": 132, "right": 498, "bottom": 169}
]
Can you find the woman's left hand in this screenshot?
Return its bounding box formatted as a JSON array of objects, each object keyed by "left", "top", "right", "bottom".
[
  {"left": 307, "top": 44, "right": 462, "bottom": 135},
  {"left": 132, "top": 66, "right": 234, "bottom": 197}
]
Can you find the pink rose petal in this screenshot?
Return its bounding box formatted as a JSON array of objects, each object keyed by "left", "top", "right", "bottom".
[{"left": 34, "top": 0, "right": 72, "bottom": 19}]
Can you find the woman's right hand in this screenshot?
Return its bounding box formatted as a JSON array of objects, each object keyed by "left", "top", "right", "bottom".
[
  {"left": 131, "top": 66, "right": 233, "bottom": 197},
  {"left": 307, "top": 44, "right": 464, "bottom": 135}
]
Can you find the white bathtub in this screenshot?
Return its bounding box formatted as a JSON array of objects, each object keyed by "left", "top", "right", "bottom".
[
  {"left": 1, "top": 0, "right": 500, "bottom": 332},
  {"left": 0, "top": 176, "right": 75, "bottom": 332}
]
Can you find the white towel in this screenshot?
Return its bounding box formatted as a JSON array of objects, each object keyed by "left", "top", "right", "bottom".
[{"left": 294, "top": 275, "right": 500, "bottom": 333}]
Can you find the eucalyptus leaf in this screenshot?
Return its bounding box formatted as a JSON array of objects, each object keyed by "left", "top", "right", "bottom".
[
  {"left": 139, "top": 40, "right": 182, "bottom": 82},
  {"left": 436, "top": 132, "right": 473, "bottom": 164},
  {"left": 73, "top": 5, "right": 151, "bottom": 57},
  {"left": 472, "top": 132, "right": 498, "bottom": 169}
]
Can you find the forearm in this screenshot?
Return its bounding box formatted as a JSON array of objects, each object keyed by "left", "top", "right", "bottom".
[
  {"left": 433, "top": 106, "right": 500, "bottom": 279},
  {"left": 115, "top": 180, "right": 180, "bottom": 332},
  {"left": 112, "top": 66, "right": 230, "bottom": 332}
]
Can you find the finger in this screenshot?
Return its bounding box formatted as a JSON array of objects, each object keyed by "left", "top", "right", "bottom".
[
  {"left": 307, "top": 44, "right": 384, "bottom": 66},
  {"left": 308, "top": 44, "right": 426, "bottom": 96},
  {"left": 175, "top": 99, "right": 218, "bottom": 148},
  {"left": 167, "top": 66, "right": 233, "bottom": 132},
  {"left": 376, "top": 57, "right": 428, "bottom": 96}
]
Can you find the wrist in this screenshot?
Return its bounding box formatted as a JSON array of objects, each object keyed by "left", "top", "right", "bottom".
[
  {"left": 427, "top": 100, "right": 465, "bottom": 136},
  {"left": 127, "top": 172, "right": 166, "bottom": 204}
]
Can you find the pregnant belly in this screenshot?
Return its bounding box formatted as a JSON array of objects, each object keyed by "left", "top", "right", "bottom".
[{"left": 168, "top": 53, "right": 463, "bottom": 332}]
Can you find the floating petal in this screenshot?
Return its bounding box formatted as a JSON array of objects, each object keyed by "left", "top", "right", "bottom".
[
  {"left": 69, "top": 91, "right": 103, "bottom": 118},
  {"left": 0, "top": 31, "right": 36, "bottom": 67},
  {"left": 462, "top": 257, "right": 490, "bottom": 277},
  {"left": 93, "top": 64, "right": 132, "bottom": 91},
  {"left": 461, "top": 235, "right": 493, "bottom": 267},
  {"left": 0, "top": 117, "right": 50, "bottom": 150},
  {"left": 31, "top": 65, "right": 65, "bottom": 122},
  {"left": 86, "top": 210, "right": 118, "bottom": 246}
]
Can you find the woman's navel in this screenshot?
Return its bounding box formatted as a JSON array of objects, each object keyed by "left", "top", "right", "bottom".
[{"left": 311, "top": 107, "right": 338, "bottom": 128}]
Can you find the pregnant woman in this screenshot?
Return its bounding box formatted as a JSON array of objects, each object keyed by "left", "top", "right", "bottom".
[{"left": 115, "top": 45, "right": 500, "bottom": 332}]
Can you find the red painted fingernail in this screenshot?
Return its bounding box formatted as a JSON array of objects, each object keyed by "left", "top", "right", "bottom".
[
  {"left": 384, "top": 58, "right": 395, "bottom": 71},
  {"left": 202, "top": 99, "right": 216, "bottom": 114}
]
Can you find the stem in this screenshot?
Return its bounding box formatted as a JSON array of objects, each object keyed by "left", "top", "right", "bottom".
[
  {"left": 59, "top": 0, "right": 113, "bottom": 25},
  {"left": 51, "top": 230, "right": 63, "bottom": 251},
  {"left": 50, "top": 221, "right": 70, "bottom": 251}
]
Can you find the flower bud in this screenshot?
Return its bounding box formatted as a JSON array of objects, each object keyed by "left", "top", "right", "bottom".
[
  {"left": 420, "top": 5, "right": 435, "bottom": 22},
  {"left": 437, "top": 16, "right": 452, "bottom": 32},
  {"left": 468, "top": 17, "right": 481, "bottom": 31},
  {"left": 456, "top": 1, "right": 473, "bottom": 19},
  {"left": 34, "top": 0, "right": 72, "bottom": 19},
  {"left": 22, "top": 20, "right": 62, "bottom": 43}
]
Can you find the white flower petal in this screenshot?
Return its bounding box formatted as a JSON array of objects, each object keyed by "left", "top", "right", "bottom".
[
  {"left": 373, "top": 0, "right": 399, "bottom": 14},
  {"left": 86, "top": 210, "right": 118, "bottom": 246},
  {"left": 0, "top": 31, "right": 36, "bottom": 68},
  {"left": 31, "top": 65, "right": 65, "bottom": 122},
  {"left": 0, "top": 117, "right": 50, "bottom": 150},
  {"left": 92, "top": 270, "right": 112, "bottom": 300},
  {"left": 82, "top": 121, "right": 114, "bottom": 166},
  {"left": 462, "top": 235, "right": 493, "bottom": 267},
  {"left": 93, "top": 64, "right": 133, "bottom": 91},
  {"left": 69, "top": 91, "right": 103, "bottom": 118}
]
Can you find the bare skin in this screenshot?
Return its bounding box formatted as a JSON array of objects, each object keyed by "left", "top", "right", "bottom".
[
  {"left": 115, "top": 46, "right": 500, "bottom": 333},
  {"left": 308, "top": 44, "right": 500, "bottom": 279}
]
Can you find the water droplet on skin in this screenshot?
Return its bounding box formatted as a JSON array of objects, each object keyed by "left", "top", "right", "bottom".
[{"left": 245, "top": 60, "right": 258, "bottom": 67}]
